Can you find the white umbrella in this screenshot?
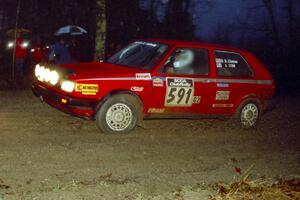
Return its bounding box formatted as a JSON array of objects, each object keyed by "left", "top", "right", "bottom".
[{"left": 54, "top": 25, "right": 88, "bottom": 36}]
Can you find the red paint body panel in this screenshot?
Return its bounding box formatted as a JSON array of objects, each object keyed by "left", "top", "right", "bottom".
[{"left": 32, "top": 39, "right": 274, "bottom": 119}]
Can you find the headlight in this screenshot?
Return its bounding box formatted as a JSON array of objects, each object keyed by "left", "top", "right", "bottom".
[
  {"left": 7, "top": 42, "right": 14, "bottom": 48},
  {"left": 22, "top": 41, "right": 29, "bottom": 48},
  {"left": 61, "top": 81, "right": 75, "bottom": 93}
]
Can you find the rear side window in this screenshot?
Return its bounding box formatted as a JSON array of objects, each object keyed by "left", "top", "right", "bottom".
[{"left": 214, "top": 51, "right": 253, "bottom": 77}]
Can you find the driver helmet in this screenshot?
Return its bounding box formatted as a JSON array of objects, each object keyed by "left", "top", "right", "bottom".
[{"left": 174, "top": 49, "right": 194, "bottom": 68}]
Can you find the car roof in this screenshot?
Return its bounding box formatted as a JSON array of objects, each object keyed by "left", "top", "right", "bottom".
[{"left": 142, "top": 38, "right": 248, "bottom": 53}]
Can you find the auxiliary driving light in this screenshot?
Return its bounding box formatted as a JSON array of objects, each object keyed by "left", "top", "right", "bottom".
[
  {"left": 34, "top": 64, "right": 41, "bottom": 77},
  {"left": 44, "top": 68, "right": 51, "bottom": 82},
  {"left": 49, "top": 71, "right": 59, "bottom": 85},
  {"left": 34, "top": 64, "right": 59, "bottom": 85}
]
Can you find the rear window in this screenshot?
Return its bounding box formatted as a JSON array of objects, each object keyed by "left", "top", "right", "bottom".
[{"left": 214, "top": 51, "right": 253, "bottom": 77}]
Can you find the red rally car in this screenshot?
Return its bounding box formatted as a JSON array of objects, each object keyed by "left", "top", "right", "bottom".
[{"left": 32, "top": 39, "right": 275, "bottom": 134}]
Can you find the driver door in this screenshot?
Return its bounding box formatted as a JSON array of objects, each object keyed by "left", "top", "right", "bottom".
[{"left": 149, "top": 47, "right": 214, "bottom": 116}]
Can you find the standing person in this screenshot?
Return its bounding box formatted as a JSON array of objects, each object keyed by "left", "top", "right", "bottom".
[
  {"left": 48, "top": 37, "right": 73, "bottom": 65},
  {"left": 30, "top": 36, "right": 43, "bottom": 64},
  {"left": 14, "top": 33, "right": 29, "bottom": 81},
  {"left": 69, "top": 38, "right": 80, "bottom": 62}
]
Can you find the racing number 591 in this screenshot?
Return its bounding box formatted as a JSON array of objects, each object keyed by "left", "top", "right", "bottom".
[{"left": 166, "top": 87, "right": 193, "bottom": 105}]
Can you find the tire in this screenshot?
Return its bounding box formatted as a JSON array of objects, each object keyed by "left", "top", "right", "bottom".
[
  {"left": 96, "top": 94, "right": 139, "bottom": 134},
  {"left": 234, "top": 100, "right": 261, "bottom": 129}
]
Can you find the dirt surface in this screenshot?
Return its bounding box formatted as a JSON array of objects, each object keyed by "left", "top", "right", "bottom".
[{"left": 0, "top": 90, "right": 299, "bottom": 200}]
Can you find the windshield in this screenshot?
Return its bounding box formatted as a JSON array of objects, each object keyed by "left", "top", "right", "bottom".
[{"left": 106, "top": 41, "right": 168, "bottom": 70}]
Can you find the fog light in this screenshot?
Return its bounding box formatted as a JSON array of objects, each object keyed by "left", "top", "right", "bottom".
[{"left": 61, "top": 98, "right": 67, "bottom": 104}]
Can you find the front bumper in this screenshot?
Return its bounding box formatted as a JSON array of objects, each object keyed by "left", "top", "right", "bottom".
[{"left": 32, "top": 83, "right": 98, "bottom": 119}]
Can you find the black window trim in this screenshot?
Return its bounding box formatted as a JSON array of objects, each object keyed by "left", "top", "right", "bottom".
[
  {"left": 159, "top": 47, "right": 211, "bottom": 77},
  {"left": 214, "top": 50, "right": 255, "bottom": 78}
]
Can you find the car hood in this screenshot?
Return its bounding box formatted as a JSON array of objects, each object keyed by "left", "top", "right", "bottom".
[{"left": 60, "top": 62, "right": 148, "bottom": 79}]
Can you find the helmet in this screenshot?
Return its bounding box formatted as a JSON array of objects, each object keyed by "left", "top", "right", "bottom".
[{"left": 174, "top": 49, "right": 194, "bottom": 68}]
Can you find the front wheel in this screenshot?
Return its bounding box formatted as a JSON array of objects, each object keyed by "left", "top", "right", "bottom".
[{"left": 96, "top": 94, "right": 139, "bottom": 134}]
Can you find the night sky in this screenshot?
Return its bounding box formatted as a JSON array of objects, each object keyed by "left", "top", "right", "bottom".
[
  {"left": 196, "top": 0, "right": 257, "bottom": 40},
  {"left": 1, "top": 0, "right": 299, "bottom": 43},
  {"left": 197, "top": 0, "right": 300, "bottom": 41},
  {"left": 141, "top": 0, "right": 300, "bottom": 42}
]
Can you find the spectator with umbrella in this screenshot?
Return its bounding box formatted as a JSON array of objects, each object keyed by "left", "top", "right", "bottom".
[
  {"left": 48, "top": 36, "right": 72, "bottom": 65},
  {"left": 49, "top": 25, "right": 87, "bottom": 64},
  {"left": 54, "top": 25, "right": 87, "bottom": 36}
]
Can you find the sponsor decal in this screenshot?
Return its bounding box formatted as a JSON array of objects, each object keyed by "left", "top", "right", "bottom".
[
  {"left": 193, "top": 96, "right": 201, "bottom": 104},
  {"left": 148, "top": 108, "right": 165, "bottom": 113},
  {"left": 217, "top": 83, "right": 229, "bottom": 88},
  {"left": 212, "top": 104, "right": 234, "bottom": 108},
  {"left": 131, "top": 86, "right": 144, "bottom": 92},
  {"left": 136, "top": 73, "right": 151, "bottom": 80},
  {"left": 75, "top": 83, "right": 98, "bottom": 95},
  {"left": 168, "top": 78, "right": 193, "bottom": 87},
  {"left": 165, "top": 78, "right": 194, "bottom": 107},
  {"left": 215, "top": 91, "right": 230, "bottom": 101},
  {"left": 153, "top": 77, "right": 164, "bottom": 87}
]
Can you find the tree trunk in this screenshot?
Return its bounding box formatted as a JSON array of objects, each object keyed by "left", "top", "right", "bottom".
[
  {"left": 286, "top": 0, "right": 296, "bottom": 48},
  {"left": 262, "top": 0, "right": 281, "bottom": 47},
  {"left": 94, "top": 0, "right": 106, "bottom": 61}
]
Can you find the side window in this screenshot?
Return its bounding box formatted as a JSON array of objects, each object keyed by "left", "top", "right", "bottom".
[
  {"left": 161, "top": 48, "right": 209, "bottom": 76},
  {"left": 214, "top": 51, "right": 253, "bottom": 77}
]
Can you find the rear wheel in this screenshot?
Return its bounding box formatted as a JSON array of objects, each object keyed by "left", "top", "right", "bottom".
[
  {"left": 234, "top": 100, "right": 261, "bottom": 129},
  {"left": 240, "top": 102, "right": 259, "bottom": 128},
  {"left": 96, "top": 94, "right": 139, "bottom": 134}
]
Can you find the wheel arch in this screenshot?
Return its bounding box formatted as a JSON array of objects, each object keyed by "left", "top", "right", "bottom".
[
  {"left": 230, "top": 94, "right": 263, "bottom": 128},
  {"left": 95, "top": 89, "right": 144, "bottom": 121},
  {"left": 234, "top": 94, "right": 263, "bottom": 118},
  {"left": 235, "top": 94, "right": 263, "bottom": 113}
]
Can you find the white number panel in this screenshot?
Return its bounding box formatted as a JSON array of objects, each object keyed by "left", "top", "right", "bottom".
[{"left": 165, "top": 78, "right": 194, "bottom": 107}]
